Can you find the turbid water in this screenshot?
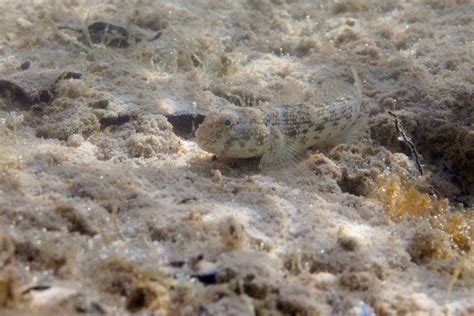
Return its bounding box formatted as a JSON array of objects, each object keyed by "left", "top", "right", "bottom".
[{"left": 0, "top": 1, "right": 473, "bottom": 315}]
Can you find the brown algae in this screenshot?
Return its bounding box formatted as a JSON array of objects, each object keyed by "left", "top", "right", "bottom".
[{"left": 371, "top": 171, "right": 473, "bottom": 255}]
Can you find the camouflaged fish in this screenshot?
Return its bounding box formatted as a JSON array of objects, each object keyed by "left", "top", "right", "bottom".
[{"left": 195, "top": 68, "right": 362, "bottom": 171}]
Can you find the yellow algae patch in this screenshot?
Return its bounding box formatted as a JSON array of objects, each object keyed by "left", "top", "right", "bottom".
[{"left": 371, "top": 171, "right": 473, "bottom": 255}]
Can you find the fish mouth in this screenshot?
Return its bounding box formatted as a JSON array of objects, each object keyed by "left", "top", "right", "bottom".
[{"left": 194, "top": 131, "right": 223, "bottom": 155}]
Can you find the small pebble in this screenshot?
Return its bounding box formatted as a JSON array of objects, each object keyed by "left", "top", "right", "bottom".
[
  {"left": 382, "top": 97, "right": 397, "bottom": 109},
  {"left": 16, "top": 17, "right": 33, "bottom": 30},
  {"left": 67, "top": 134, "right": 84, "bottom": 147},
  {"left": 313, "top": 272, "right": 337, "bottom": 289},
  {"left": 337, "top": 235, "right": 359, "bottom": 251},
  {"left": 211, "top": 169, "right": 222, "bottom": 183},
  {"left": 19, "top": 61, "right": 31, "bottom": 70}
]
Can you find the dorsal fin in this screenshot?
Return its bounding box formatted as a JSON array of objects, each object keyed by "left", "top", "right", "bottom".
[{"left": 271, "top": 77, "right": 307, "bottom": 106}]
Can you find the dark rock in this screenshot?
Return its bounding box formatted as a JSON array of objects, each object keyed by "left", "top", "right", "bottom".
[
  {"left": 54, "top": 71, "right": 82, "bottom": 85},
  {"left": 18, "top": 61, "right": 31, "bottom": 71},
  {"left": 0, "top": 79, "right": 33, "bottom": 108},
  {"left": 166, "top": 112, "right": 205, "bottom": 139},
  {"left": 89, "top": 99, "right": 109, "bottom": 109},
  {"left": 99, "top": 114, "right": 133, "bottom": 129},
  {"left": 87, "top": 22, "right": 132, "bottom": 48},
  {"left": 21, "top": 285, "right": 51, "bottom": 295}
]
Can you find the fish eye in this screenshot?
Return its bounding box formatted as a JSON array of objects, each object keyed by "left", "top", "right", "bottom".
[{"left": 224, "top": 118, "right": 231, "bottom": 126}]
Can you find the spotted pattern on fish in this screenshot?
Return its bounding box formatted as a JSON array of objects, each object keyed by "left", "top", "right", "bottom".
[{"left": 195, "top": 69, "right": 362, "bottom": 168}]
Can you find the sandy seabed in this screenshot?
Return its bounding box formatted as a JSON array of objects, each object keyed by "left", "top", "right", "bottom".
[{"left": 0, "top": 0, "right": 473, "bottom": 315}]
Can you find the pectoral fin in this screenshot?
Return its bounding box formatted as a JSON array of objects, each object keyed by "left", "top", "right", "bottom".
[{"left": 258, "top": 127, "right": 309, "bottom": 178}]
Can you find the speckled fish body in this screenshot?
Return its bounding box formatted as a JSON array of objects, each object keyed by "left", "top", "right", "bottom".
[
  {"left": 195, "top": 70, "right": 362, "bottom": 168},
  {"left": 260, "top": 94, "right": 360, "bottom": 149}
]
